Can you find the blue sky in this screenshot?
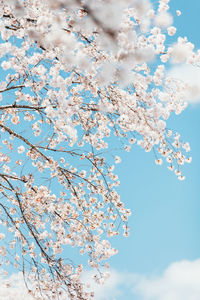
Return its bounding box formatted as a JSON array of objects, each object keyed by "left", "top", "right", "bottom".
[
  {"left": 98, "top": 1, "right": 200, "bottom": 299},
  {"left": 0, "top": 1, "right": 200, "bottom": 299}
]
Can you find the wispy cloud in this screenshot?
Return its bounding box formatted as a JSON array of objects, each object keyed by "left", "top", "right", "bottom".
[
  {"left": 132, "top": 259, "right": 200, "bottom": 300},
  {"left": 1, "top": 259, "right": 200, "bottom": 300},
  {"left": 84, "top": 259, "right": 200, "bottom": 300},
  {"left": 0, "top": 272, "right": 33, "bottom": 300},
  {"left": 82, "top": 269, "right": 132, "bottom": 300},
  {"left": 167, "top": 64, "right": 200, "bottom": 103}
]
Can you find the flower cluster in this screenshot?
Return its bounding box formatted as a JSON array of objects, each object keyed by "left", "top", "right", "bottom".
[{"left": 0, "top": 0, "right": 195, "bottom": 299}]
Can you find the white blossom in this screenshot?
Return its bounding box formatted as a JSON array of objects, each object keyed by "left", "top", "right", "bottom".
[{"left": 0, "top": 0, "right": 195, "bottom": 299}]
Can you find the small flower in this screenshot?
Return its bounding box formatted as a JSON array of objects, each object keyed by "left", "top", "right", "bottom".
[
  {"left": 0, "top": 233, "right": 5, "bottom": 240},
  {"left": 18, "top": 146, "right": 25, "bottom": 154},
  {"left": 155, "top": 159, "right": 163, "bottom": 165},
  {"left": 175, "top": 170, "right": 181, "bottom": 176},
  {"left": 167, "top": 26, "right": 176, "bottom": 36},
  {"left": 125, "top": 145, "right": 131, "bottom": 152},
  {"left": 168, "top": 165, "right": 174, "bottom": 171},
  {"left": 185, "top": 157, "right": 192, "bottom": 163},
  {"left": 178, "top": 175, "right": 185, "bottom": 181},
  {"left": 115, "top": 156, "right": 121, "bottom": 164},
  {"left": 11, "top": 115, "right": 20, "bottom": 125}
]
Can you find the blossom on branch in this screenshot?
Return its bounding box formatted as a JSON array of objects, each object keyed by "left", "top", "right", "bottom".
[{"left": 0, "top": 0, "right": 196, "bottom": 299}]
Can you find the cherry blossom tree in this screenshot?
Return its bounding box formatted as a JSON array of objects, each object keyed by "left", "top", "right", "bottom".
[{"left": 0, "top": 0, "right": 195, "bottom": 299}]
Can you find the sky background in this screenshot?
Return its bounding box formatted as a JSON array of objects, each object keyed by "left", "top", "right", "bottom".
[
  {"left": 93, "top": 0, "right": 200, "bottom": 299},
  {"left": 1, "top": 1, "right": 200, "bottom": 299}
]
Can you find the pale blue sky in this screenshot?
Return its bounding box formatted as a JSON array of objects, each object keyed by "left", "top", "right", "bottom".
[
  {"left": 1, "top": 1, "right": 200, "bottom": 299},
  {"left": 108, "top": 0, "right": 200, "bottom": 292}
]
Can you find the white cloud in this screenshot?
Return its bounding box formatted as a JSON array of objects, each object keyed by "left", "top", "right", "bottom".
[
  {"left": 2, "top": 259, "right": 200, "bottom": 300},
  {"left": 82, "top": 269, "right": 131, "bottom": 300},
  {"left": 167, "top": 64, "right": 200, "bottom": 103},
  {"left": 133, "top": 259, "right": 200, "bottom": 300},
  {"left": 83, "top": 259, "right": 200, "bottom": 300},
  {"left": 0, "top": 272, "right": 33, "bottom": 300}
]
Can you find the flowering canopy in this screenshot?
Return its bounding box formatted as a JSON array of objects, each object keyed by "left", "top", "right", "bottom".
[{"left": 0, "top": 0, "right": 195, "bottom": 299}]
